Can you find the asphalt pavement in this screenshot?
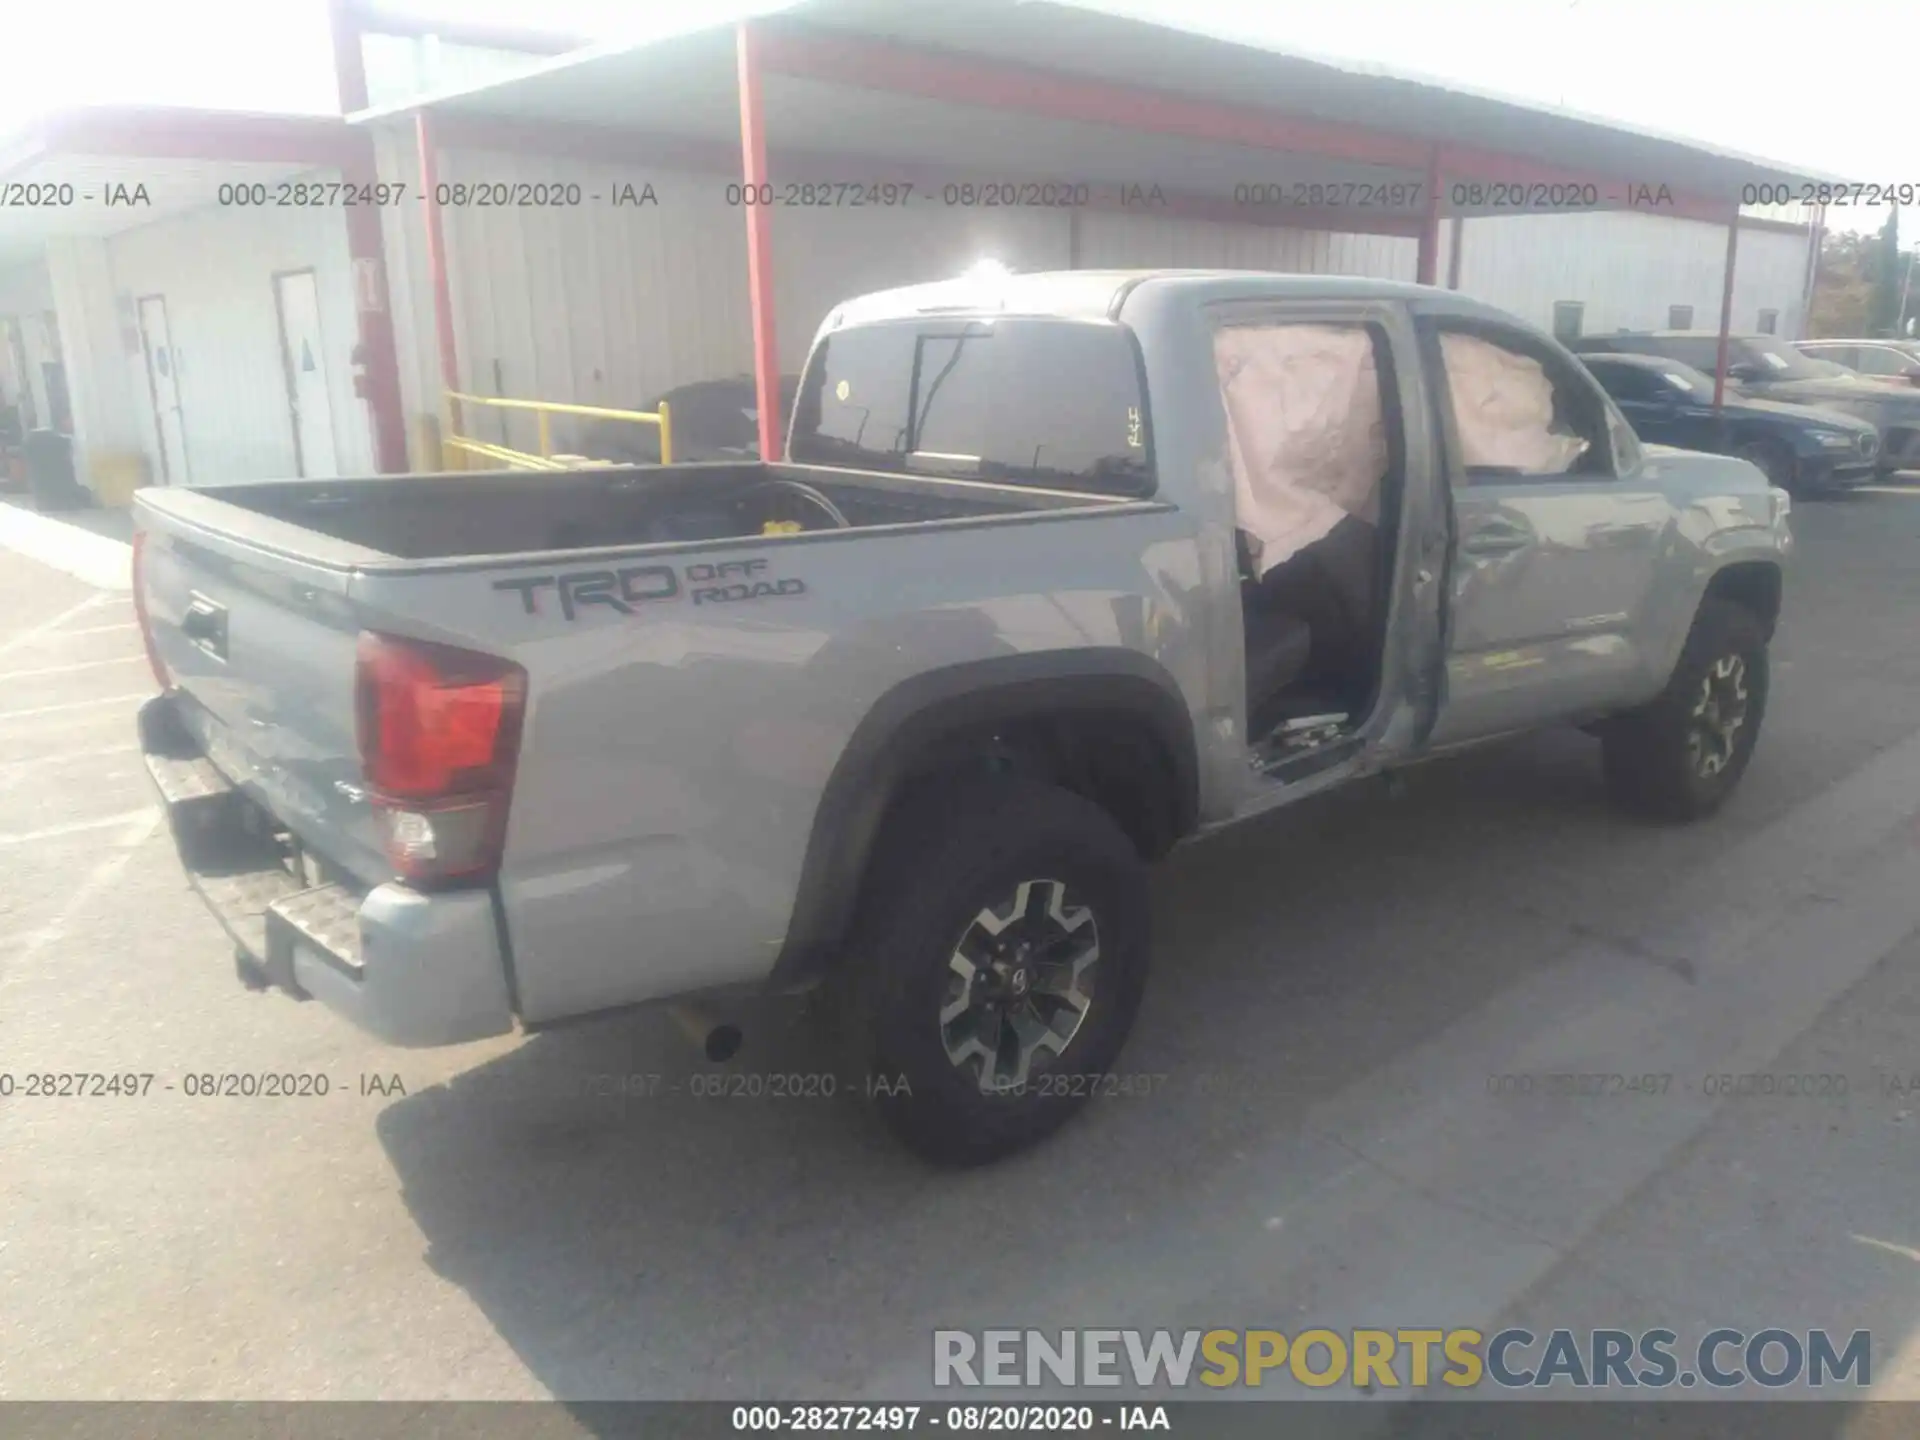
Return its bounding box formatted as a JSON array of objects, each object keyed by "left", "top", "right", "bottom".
[{"left": 2, "top": 489, "right": 1919, "bottom": 1418}]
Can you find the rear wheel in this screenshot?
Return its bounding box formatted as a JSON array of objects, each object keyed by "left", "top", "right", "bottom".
[
  {"left": 1601, "top": 598, "right": 1769, "bottom": 822},
  {"left": 838, "top": 776, "right": 1151, "bottom": 1166}
]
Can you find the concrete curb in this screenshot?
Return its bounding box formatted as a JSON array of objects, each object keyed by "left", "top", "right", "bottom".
[{"left": 0, "top": 502, "right": 133, "bottom": 591}]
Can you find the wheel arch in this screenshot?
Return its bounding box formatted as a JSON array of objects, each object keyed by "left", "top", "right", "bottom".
[
  {"left": 1703, "top": 559, "right": 1783, "bottom": 641},
  {"left": 766, "top": 650, "right": 1200, "bottom": 992}
]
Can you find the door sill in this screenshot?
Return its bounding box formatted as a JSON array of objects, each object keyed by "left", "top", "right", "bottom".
[{"left": 1251, "top": 733, "right": 1365, "bottom": 784}]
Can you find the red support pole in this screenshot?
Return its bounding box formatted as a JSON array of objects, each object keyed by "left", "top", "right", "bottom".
[
  {"left": 1713, "top": 209, "right": 1740, "bottom": 411},
  {"left": 416, "top": 112, "right": 462, "bottom": 408},
  {"left": 327, "top": 0, "right": 407, "bottom": 473},
  {"left": 737, "top": 22, "right": 783, "bottom": 463},
  {"left": 1416, "top": 147, "right": 1443, "bottom": 285}
]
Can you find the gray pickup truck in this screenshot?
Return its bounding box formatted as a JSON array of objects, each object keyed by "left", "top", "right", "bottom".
[{"left": 132, "top": 269, "right": 1793, "bottom": 1164}]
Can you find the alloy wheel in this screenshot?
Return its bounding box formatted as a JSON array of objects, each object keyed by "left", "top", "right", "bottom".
[
  {"left": 938, "top": 878, "right": 1100, "bottom": 1093},
  {"left": 1686, "top": 653, "right": 1750, "bottom": 781}
]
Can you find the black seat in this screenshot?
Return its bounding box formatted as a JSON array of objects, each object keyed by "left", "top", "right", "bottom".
[
  {"left": 1236, "top": 527, "right": 1315, "bottom": 734},
  {"left": 1244, "top": 608, "right": 1313, "bottom": 717},
  {"left": 1248, "top": 518, "right": 1380, "bottom": 696}
]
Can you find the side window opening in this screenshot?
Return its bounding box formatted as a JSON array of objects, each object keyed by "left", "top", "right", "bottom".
[
  {"left": 1435, "top": 329, "right": 1606, "bottom": 485},
  {"left": 1212, "top": 318, "right": 1407, "bottom": 747},
  {"left": 1213, "top": 322, "right": 1393, "bottom": 578}
]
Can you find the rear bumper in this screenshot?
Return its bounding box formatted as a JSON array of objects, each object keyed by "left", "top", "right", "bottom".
[{"left": 139, "top": 694, "right": 516, "bottom": 1048}]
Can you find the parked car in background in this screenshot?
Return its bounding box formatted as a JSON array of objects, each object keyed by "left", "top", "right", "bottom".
[
  {"left": 1579, "top": 352, "right": 1879, "bottom": 496},
  {"left": 1796, "top": 338, "right": 1920, "bottom": 389},
  {"left": 573, "top": 373, "right": 802, "bottom": 463},
  {"left": 1573, "top": 331, "right": 1920, "bottom": 476}
]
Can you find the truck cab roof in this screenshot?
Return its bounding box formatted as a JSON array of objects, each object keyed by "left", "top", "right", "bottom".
[{"left": 820, "top": 268, "right": 1525, "bottom": 331}]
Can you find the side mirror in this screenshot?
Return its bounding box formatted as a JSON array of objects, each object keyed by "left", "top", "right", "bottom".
[{"left": 1725, "top": 362, "right": 1763, "bottom": 383}]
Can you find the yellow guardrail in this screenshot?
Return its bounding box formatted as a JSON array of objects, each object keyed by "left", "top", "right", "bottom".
[{"left": 442, "top": 391, "right": 673, "bottom": 471}]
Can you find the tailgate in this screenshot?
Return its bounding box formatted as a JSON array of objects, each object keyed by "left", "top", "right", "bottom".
[{"left": 136, "top": 503, "right": 387, "bottom": 886}]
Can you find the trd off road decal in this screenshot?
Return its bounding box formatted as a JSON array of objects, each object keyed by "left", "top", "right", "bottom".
[{"left": 493, "top": 557, "right": 808, "bottom": 621}]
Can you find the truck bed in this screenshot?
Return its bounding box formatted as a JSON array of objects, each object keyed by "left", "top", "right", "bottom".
[
  {"left": 130, "top": 458, "right": 1164, "bottom": 906},
  {"left": 159, "top": 461, "right": 1123, "bottom": 565}
]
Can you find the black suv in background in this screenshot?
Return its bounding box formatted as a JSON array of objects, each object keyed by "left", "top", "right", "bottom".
[
  {"left": 1579, "top": 352, "right": 1878, "bottom": 496},
  {"left": 1573, "top": 331, "right": 1920, "bottom": 476}
]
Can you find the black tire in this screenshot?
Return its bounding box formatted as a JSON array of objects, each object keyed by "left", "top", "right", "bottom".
[
  {"left": 1736, "top": 439, "right": 1796, "bottom": 496},
  {"left": 1601, "top": 598, "right": 1769, "bottom": 822},
  {"left": 838, "top": 775, "right": 1151, "bottom": 1166}
]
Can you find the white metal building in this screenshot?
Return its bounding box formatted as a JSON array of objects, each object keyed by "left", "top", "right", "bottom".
[
  {"left": 0, "top": 119, "right": 400, "bottom": 500},
  {"left": 364, "top": 135, "right": 1431, "bottom": 452},
  {"left": 354, "top": 0, "right": 1836, "bottom": 468},
  {"left": 0, "top": 7, "right": 573, "bottom": 495},
  {"left": 361, "top": 162, "right": 1820, "bottom": 446},
  {"left": 1443, "top": 210, "right": 1817, "bottom": 342}
]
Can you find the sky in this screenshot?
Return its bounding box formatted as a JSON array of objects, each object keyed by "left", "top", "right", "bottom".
[{"left": 2, "top": 0, "right": 1910, "bottom": 238}]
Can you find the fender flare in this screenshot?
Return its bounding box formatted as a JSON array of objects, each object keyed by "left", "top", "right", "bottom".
[{"left": 766, "top": 648, "right": 1199, "bottom": 991}]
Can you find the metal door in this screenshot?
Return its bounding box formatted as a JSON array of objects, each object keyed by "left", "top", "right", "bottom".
[
  {"left": 138, "top": 296, "right": 191, "bottom": 485},
  {"left": 1419, "top": 318, "right": 1669, "bottom": 745},
  {"left": 274, "top": 270, "right": 339, "bottom": 478}
]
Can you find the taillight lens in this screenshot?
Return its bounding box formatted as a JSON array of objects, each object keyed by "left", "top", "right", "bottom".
[
  {"left": 129, "top": 531, "right": 171, "bottom": 690},
  {"left": 354, "top": 632, "right": 526, "bottom": 888}
]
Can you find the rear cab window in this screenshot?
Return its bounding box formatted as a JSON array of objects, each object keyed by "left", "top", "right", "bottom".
[{"left": 788, "top": 316, "right": 1155, "bottom": 496}]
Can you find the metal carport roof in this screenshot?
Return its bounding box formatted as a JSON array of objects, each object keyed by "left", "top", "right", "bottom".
[{"left": 350, "top": 0, "right": 1848, "bottom": 205}]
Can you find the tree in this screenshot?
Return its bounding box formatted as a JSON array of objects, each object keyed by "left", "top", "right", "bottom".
[
  {"left": 1808, "top": 229, "right": 1876, "bottom": 337},
  {"left": 1868, "top": 208, "right": 1901, "bottom": 337}
]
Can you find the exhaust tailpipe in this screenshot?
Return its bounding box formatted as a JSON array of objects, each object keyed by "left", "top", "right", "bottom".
[{"left": 667, "top": 1003, "right": 743, "bottom": 1063}]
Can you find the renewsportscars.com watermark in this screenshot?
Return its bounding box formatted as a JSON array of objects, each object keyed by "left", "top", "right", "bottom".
[{"left": 934, "top": 1328, "right": 1872, "bottom": 1391}]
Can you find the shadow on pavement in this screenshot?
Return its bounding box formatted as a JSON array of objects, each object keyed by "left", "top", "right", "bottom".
[
  {"left": 1, "top": 491, "right": 135, "bottom": 542},
  {"left": 372, "top": 728, "right": 1716, "bottom": 1409},
  {"left": 56, "top": 506, "right": 135, "bottom": 544}
]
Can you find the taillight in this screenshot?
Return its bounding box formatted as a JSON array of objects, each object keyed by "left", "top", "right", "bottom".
[
  {"left": 129, "top": 531, "right": 171, "bottom": 690},
  {"left": 354, "top": 632, "right": 526, "bottom": 888}
]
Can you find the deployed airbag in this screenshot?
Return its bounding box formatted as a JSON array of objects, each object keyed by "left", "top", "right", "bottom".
[
  {"left": 1438, "top": 332, "right": 1589, "bottom": 475},
  {"left": 1214, "top": 324, "right": 1387, "bottom": 578}
]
